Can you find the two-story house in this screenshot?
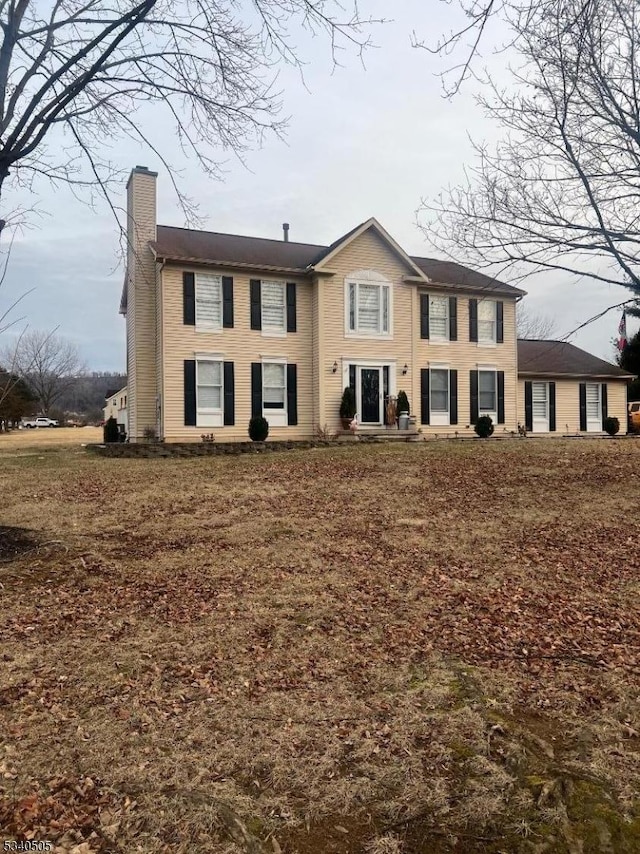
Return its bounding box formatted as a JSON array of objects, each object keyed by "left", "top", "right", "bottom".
[{"left": 121, "top": 166, "right": 631, "bottom": 442}]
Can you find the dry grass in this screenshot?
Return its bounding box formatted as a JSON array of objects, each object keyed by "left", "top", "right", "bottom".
[
  {"left": 1, "top": 439, "right": 639, "bottom": 853},
  {"left": 0, "top": 426, "right": 102, "bottom": 451}
]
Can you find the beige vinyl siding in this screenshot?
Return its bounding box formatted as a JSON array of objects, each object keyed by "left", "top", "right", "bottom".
[
  {"left": 156, "top": 263, "right": 163, "bottom": 438},
  {"left": 416, "top": 293, "right": 519, "bottom": 435},
  {"left": 311, "top": 279, "right": 322, "bottom": 432},
  {"left": 316, "top": 227, "right": 415, "bottom": 431},
  {"left": 161, "top": 266, "right": 313, "bottom": 441},
  {"left": 127, "top": 170, "right": 158, "bottom": 441},
  {"left": 518, "top": 377, "right": 628, "bottom": 434}
]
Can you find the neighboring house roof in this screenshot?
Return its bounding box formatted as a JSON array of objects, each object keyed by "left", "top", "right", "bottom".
[
  {"left": 151, "top": 224, "right": 524, "bottom": 295},
  {"left": 517, "top": 339, "right": 634, "bottom": 379},
  {"left": 105, "top": 388, "right": 120, "bottom": 400}
]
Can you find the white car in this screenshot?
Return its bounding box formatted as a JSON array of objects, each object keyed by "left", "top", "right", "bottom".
[{"left": 22, "top": 416, "right": 59, "bottom": 428}]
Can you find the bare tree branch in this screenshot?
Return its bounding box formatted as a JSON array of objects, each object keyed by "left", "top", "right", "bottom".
[{"left": 419, "top": 0, "right": 640, "bottom": 309}]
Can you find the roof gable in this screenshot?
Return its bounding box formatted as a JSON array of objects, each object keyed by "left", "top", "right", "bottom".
[{"left": 311, "top": 218, "right": 429, "bottom": 279}]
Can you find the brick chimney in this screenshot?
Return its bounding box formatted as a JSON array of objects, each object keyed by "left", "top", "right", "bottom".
[{"left": 126, "top": 166, "right": 158, "bottom": 442}]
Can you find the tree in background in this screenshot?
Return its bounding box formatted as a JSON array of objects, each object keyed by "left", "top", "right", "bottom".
[
  {"left": 2, "top": 330, "right": 85, "bottom": 414},
  {"left": 0, "top": 368, "right": 36, "bottom": 428},
  {"left": 420, "top": 0, "right": 640, "bottom": 312},
  {"left": 618, "top": 330, "right": 640, "bottom": 401},
  {"left": 0, "top": 0, "right": 376, "bottom": 220},
  {"left": 516, "top": 306, "right": 559, "bottom": 340}
]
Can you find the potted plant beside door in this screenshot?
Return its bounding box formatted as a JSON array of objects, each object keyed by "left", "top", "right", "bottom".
[
  {"left": 396, "top": 390, "right": 410, "bottom": 430},
  {"left": 340, "top": 387, "right": 356, "bottom": 430}
]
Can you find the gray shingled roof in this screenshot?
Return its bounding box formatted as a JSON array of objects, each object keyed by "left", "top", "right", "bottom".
[
  {"left": 151, "top": 225, "right": 524, "bottom": 296},
  {"left": 517, "top": 339, "right": 633, "bottom": 378}
]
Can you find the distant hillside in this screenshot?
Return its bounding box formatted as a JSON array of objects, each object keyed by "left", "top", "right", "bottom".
[{"left": 56, "top": 372, "right": 127, "bottom": 421}]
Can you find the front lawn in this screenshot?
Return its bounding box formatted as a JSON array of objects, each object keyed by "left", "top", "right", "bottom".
[{"left": 1, "top": 439, "right": 639, "bottom": 852}]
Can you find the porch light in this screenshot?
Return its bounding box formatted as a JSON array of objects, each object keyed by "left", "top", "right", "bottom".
[
  {"left": 402, "top": 363, "right": 408, "bottom": 375},
  {"left": 332, "top": 361, "right": 338, "bottom": 373}
]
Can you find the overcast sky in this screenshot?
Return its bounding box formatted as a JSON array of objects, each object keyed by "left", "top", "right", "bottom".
[{"left": 0, "top": 1, "right": 635, "bottom": 371}]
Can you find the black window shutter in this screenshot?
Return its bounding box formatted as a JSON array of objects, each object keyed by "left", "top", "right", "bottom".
[
  {"left": 420, "top": 294, "right": 430, "bottom": 339},
  {"left": 601, "top": 383, "right": 608, "bottom": 428},
  {"left": 286, "top": 283, "right": 297, "bottom": 333},
  {"left": 449, "top": 297, "right": 457, "bottom": 341},
  {"left": 222, "top": 277, "right": 234, "bottom": 328},
  {"left": 524, "top": 381, "right": 533, "bottom": 432},
  {"left": 251, "top": 363, "right": 263, "bottom": 418},
  {"left": 287, "top": 363, "right": 298, "bottom": 425},
  {"left": 470, "top": 370, "right": 479, "bottom": 424},
  {"left": 184, "top": 360, "right": 196, "bottom": 426},
  {"left": 183, "top": 272, "right": 195, "bottom": 326},
  {"left": 497, "top": 371, "right": 505, "bottom": 424},
  {"left": 496, "top": 301, "right": 504, "bottom": 343},
  {"left": 223, "top": 362, "right": 235, "bottom": 426},
  {"left": 579, "top": 383, "right": 587, "bottom": 431},
  {"left": 349, "top": 365, "right": 356, "bottom": 390},
  {"left": 420, "top": 369, "right": 430, "bottom": 425},
  {"left": 250, "top": 280, "right": 262, "bottom": 330},
  {"left": 549, "top": 382, "right": 556, "bottom": 432},
  {"left": 449, "top": 369, "right": 458, "bottom": 425},
  {"left": 469, "top": 299, "right": 478, "bottom": 342}
]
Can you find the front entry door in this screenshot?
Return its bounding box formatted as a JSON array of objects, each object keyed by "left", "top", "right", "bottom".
[{"left": 360, "top": 367, "right": 382, "bottom": 424}]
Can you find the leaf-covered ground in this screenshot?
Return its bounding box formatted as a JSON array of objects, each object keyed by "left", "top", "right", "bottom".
[{"left": 1, "top": 438, "right": 639, "bottom": 853}]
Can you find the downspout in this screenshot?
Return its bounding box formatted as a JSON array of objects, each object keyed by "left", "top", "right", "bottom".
[{"left": 156, "top": 257, "right": 165, "bottom": 440}]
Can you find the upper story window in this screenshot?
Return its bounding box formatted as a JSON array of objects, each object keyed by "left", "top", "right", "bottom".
[
  {"left": 262, "top": 282, "right": 286, "bottom": 333},
  {"left": 478, "top": 300, "right": 497, "bottom": 344},
  {"left": 195, "top": 274, "right": 222, "bottom": 330},
  {"left": 346, "top": 271, "right": 392, "bottom": 337},
  {"left": 429, "top": 296, "right": 449, "bottom": 341}
]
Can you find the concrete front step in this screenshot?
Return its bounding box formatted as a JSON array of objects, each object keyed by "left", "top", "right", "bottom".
[{"left": 337, "top": 429, "right": 421, "bottom": 443}]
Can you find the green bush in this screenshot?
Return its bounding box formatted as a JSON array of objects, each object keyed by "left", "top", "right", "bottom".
[
  {"left": 474, "top": 415, "right": 494, "bottom": 439},
  {"left": 339, "top": 387, "right": 356, "bottom": 420},
  {"left": 103, "top": 416, "right": 119, "bottom": 443},
  {"left": 396, "top": 390, "right": 410, "bottom": 415},
  {"left": 249, "top": 416, "right": 269, "bottom": 442},
  {"left": 603, "top": 416, "right": 620, "bottom": 436}
]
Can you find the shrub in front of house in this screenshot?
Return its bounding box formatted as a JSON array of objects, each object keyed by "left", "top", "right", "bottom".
[
  {"left": 474, "top": 415, "right": 494, "bottom": 439},
  {"left": 339, "top": 387, "right": 356, "bottom": 421},
  {"left": 249, "top": 416, "right": 269, "bottom": 442},
  {"left": 604, "top": 416, "right": 620, "bottom": 436},
  {"left": 396, "top": 390, "right": 410, "bottom": 415},
  {"left": 103, "top": 416, "right": 119, "bottom": 443}
]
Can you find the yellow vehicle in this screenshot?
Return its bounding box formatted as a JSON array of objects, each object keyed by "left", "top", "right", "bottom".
[{"left": 629, "top": 401, "right": 640, "bottom": 432}]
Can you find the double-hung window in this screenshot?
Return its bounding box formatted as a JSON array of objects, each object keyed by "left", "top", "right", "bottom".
[
  {"left": 347, "top": 280, "right": 391, "bottom": 335},
  {"left": 196, "top": 359, "right": 223, "bottom": 426},
  {"left": 586, "top": 383, "right": 601, "bottom": 424},
  {"left": 430, "top": 368, "right": 449, "bottom": 424},
  {"left": 478, "top": 370, "right": 497, "bottom": 416},
  {"left": 195, "top": 274, "right": 222, "bottom": 330},
  {"left": 262, "top": 282, "right": 286, "bottom": 334},
  {"left": 429, "top": 296, "right": 449, "bottom": 341},
  {"left": 478, "top": 300, "right": 497, "bottom": 344},
  {"left": 263, "top": 362, "right": 286, "bottom": 411}
]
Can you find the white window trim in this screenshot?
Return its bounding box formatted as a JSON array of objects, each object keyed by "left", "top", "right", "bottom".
[
  {"left": 477, "top": 366, "right": 498, "bottom": 423},
  {"left": 262, "top": 356, "right": 288, "bottom": 427},
  {"left": 585, "top": 382, "right": 602, "bottom": 432},
  {"left": 429, "top": 364, "right": 450, "bottom": 426},
  {"left": 261, "top": 280, "right": 287, "bottom": 338},
  {"left": 477, "top": 299, "right": 497, "bottom": 347},
  {"left": 195, "top": 355, "right": 224, "bottom": 428},
  {"left": 344, "top": 269, "right": 393, "bottom": 339},
  {"left": 195, "top": 273, "right": 223, "bottom": 333},
  {"left": 531, "top": 381, "right": 550, "bottom": 432},
  {"left": 429, "top": 295, "right": 450, "bottom": 344}
]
